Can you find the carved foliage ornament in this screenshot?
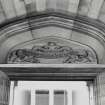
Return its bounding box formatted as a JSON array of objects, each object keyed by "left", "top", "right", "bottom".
[{"left": 7, "top": 42, "right": 97, "bottom": 64}]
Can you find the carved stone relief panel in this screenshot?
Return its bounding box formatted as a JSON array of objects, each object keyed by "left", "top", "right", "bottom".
[{"left": 6, "top": 37, "right": 97, "bottom": 64}]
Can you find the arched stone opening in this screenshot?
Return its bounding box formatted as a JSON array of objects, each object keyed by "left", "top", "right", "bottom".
[{"left": 0, "top": 13, "right": 104, "bottom": 64}]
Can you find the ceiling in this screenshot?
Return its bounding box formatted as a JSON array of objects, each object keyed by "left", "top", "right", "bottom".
[{"left": 0, "top": 0, "right": 105, "bottom": 23}]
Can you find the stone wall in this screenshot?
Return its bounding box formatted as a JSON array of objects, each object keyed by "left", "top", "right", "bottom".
[
  {"left": 0, "top": 71, "right": 10, "bottom": 105},
  {"left": 94, "top": 71, "right": 105, "bottom": 105}
]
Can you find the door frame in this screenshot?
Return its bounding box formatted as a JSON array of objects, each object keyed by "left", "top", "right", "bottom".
[{"left": 1, "top": 64, "right": 105, "bottom": 105}]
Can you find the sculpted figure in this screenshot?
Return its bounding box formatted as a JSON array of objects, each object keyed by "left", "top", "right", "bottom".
[{"left": 14, "top": 49, "right": 27, "bottom": 63}]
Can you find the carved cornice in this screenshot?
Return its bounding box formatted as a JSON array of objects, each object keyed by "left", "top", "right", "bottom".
[
  {"left": 0, "top": 64, "right": 105, "bottom": 81},
  {"left": 0, "top": 12, "right": 105, "bottom": 46}
]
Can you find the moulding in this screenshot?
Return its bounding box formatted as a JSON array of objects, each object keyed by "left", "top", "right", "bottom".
[
  {"left": 0, "top": 12, "right": 105, "bottom": 47},
  {"left": 0, "top": 64, "right": 105, "bottom": 81}
]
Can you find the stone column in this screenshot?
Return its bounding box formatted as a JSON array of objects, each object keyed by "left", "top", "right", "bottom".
[
  {"left": 0, "top": 71, "right": 10, "bottom": 105},
  {"left": 94, "top": 72, "right": 105, "bottom": 105}
]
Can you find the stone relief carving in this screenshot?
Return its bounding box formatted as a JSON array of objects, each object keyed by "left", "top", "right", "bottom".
[{"left": 7, "top": 42, "right": 97, "bottom": 64}]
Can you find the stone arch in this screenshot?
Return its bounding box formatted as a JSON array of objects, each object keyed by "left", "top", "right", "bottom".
[{"left": 0, "top": 13, "right": 104, "bottom": 63}]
